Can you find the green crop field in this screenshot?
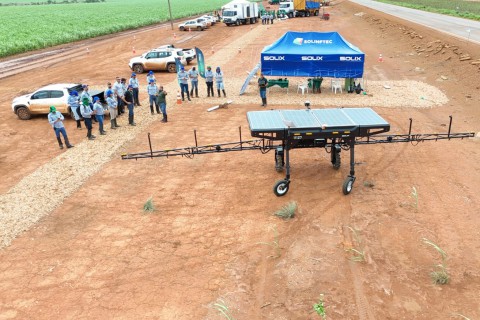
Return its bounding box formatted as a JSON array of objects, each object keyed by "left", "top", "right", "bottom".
[
  {"left": 0, "top": 0, "right": 231, "bottom": 58},
  {"left": 376, "top": 0, "right": 480, "bottom": 21}
]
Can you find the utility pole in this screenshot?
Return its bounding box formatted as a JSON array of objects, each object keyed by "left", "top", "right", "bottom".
[{"left": 167, "top": 0, "right": 174, "bottom": 30}]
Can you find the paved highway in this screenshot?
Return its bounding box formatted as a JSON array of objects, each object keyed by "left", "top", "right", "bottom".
[{"left": 349, "top": 0, "right": 480, "bottom": 45}]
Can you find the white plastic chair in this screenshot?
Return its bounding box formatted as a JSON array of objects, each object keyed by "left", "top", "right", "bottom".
[
  {"left": 297, "top": 82, "right": 309, "bottom": 95},
  {"left": 331, "top": 79, "right": 343, "bottom": 94}
]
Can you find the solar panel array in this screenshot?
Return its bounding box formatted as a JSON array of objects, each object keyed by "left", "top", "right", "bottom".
[{"left": 247, "top": 108, "right": 389, "bottom": 133}]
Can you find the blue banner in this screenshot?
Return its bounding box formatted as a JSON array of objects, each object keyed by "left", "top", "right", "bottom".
[
  {"left": 174, "top": 57, "right": 183, "bottom": 73},
  {"left": 195, "top": 47, "right": 206, "bottom": 79}
]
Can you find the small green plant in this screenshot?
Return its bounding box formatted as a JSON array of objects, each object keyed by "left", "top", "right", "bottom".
[
  {"left": 422, "top": 238, "right": 449, "bottom": 284},
  {"left": 363, "top": 180, "right": 375, "bottom": 188},
  {"left": 274, "top": 201, "right": 297, "bottom": 219},
  {"left": 346, "top": 226, "right": 365, "bottom": 262},
  {"left": 451, "top": 313, "right": 471, "bottom": 320},
  {"left": 213, "top": 298, "right": 235, "bottom": 320},
  {"left": 313, "top": 294, "right": 326, "bottom": 319},
  {"left": 411, "top": 186, "right": 419, "bottom": 210},
  {"left": 257, "top": 225, "right": 281, "bottom": 258},
  {"left": 143, "top": 196, "right": 155, "bottom": 212}
]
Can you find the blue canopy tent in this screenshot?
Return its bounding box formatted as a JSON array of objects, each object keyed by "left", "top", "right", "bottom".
[{"left": 261, "top": 31, "right": 365, "bottom": 78}]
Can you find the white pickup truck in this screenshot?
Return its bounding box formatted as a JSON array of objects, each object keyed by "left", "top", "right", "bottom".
[
  {"left": 157, "top": 44, "right": 196, "bottom": 64},
  {"left": 11, "top": 83, "right": 105, "bottom": 120},
  {"left": 129, "top": 48, "right": 186, "bottom": 73}
]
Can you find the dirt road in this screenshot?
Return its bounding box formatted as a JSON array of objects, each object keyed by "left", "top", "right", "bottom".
[{"left": 0, "top": 1, "right": 479, "bottom": 318}]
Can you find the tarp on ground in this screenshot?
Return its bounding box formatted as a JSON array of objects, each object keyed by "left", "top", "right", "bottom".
[{"left": 261, "top": 31, "right": 365, "bottom": 78}]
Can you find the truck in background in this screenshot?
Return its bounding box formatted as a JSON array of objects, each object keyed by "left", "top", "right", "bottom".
[
  {"left": 221, "top": 0, "right": 259, "bottom": 26},
  {"left": 278, "top": 0, "right": 321, "bottom": 18}
]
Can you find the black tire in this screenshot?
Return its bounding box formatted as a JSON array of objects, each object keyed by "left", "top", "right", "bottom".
[
  {"left": 273, "top": 180, "right": 289, "bottom": 197},
  {"left": 333, "top": 152, "right": 341, "bottom": 170},
  {"left": 236, "top": 20, "right": 240, "bottom": 26},
  {"left": 314, "top": 10, "right": 319, "bottom": 16},
  {"left": 288, "top": 12, "right": 293, "bottom": 18},
  {"left": 167, "top": 63, "right": 176, "bottom": 73},
  {"left": 180, "top": 26, "right": 185, "bottom": 31},
  {"left": 342, "top": 177, "right": 355, "bottom": 195},
  {"left": 133, "top": 64, "right": 144, "bottom": 74},
  {"left": 16, "top": 106, "right": 31, "bottom": 120},
  {"left": 197, "top": 26, "right": 202, "bottom": 31},
  {"left": 306, "top": 11, "right": 311, "bottom": 17}
]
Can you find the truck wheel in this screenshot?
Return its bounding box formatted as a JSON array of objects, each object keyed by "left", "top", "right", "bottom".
[
  {"left": 180, "top": 26, "right": 185, "bottom": 31},
  {"left": 306, "top": 11, "right": 310, "bottom": 17},
  {"left": 236, "top": 20, "right": 240, "bottom": 26},
  {"left": 314, "top": 10, "right": 319, "bottom": 16},
  {"left": 167, "top": 63, "right": 176, "bottom": 73},
  {"left": 288, "top": 12, "right": 293, "bottom": 18},
  {"left": 133, "top": 64, "right": 144, "bottom": 74},
  {"left": 16, "top": 106, "right": 31, "bottom": 120}
]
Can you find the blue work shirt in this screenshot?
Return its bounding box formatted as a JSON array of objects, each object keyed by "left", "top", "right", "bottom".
[
  {"left": 205, "top": 70, "right": 214, "bottom": 82},
  {"left": 48, "top": 111, "right": 65, "bottom": 129}
]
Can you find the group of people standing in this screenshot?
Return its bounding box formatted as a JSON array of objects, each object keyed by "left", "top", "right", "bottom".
[
  {"left": 261, "top": 13, "right": 274, "bottom": 24},
  {"left": 177, "top": 65, "right": 226, "bottom": 101},
  {"left": 49, "top": 71, "right": 170, "bottom": 149}
]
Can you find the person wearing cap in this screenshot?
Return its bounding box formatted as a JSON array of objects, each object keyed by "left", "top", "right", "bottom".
[
  {"left": 147, "top": 79, "right": 159, "bottom": 115},
  {"left": 93, "top": 96, "right": 106, "bottom": 135},
  {"left": 122, "top": 85, "right": 136, "bottom": 126},
  {"left": 258, "top": 73, "right": 268, "bottom": 107},
  {"left": 177, "top": 65, "right": 191, "bottom": 102},
  {"left": 129, "top": 73, "right": 141, "bottom": 106},
  {"left": 156, "top": 85, "right": 168, "bottom": 123},
  {"left": 215, "top": 67, "right": 226, "bottom": 97},
  {"left": 113, "top": 77, "right": 125, "bottom": 115},
  {"left": 48, "top": 106, "right": 73, "bottom": 149},
  {"left": 146, "top": 71, "right": 156, "bottom": 84},
  {"left": 80, "top": 97, "right": 96, "bottom": 140},
  {"left": 205, "top": 66, "right": 214, "bottom": 98},
  {"left": 104, "top": 82, "right": 113, "bottom": 100},
  {"left": 106, "top": 90, "right": 119, "bottom": 130},
  {"left": 188, "top": 66, "right": 199, "bottom": 98},
  {"left": 68, "top": 90, "right": 82, "bottom": 129},
  {"left": 80, "top": 84, "right": 97, "bottom": 123}
]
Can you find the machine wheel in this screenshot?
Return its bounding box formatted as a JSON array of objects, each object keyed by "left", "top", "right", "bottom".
[
  {"left": 16, "top": 106, "right": 31, "bottom": 120},
  {"left": 342, "top": 176, "right": 355, "bottom": 195},
  {"left": 179, "top": 26, "right": 185, "bottom": 31},
  {"left": 167, "top": 63, "right": 176, "bottom": 73},
  {"left": 273, "top": 180, "right": 290, "bottom": 197},
  {"left": 133, "top": 64, "right": 144, "bottom": 74},
  {"left": 275, "top": 155, "right": 284, "bottom": 172},
  {"left": 333, "top": 152, "right": 341, "bottom": 170}
]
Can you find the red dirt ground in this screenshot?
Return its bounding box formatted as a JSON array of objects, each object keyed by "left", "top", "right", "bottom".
[{"left": 0, "top": 1, "right": 479, "bottom": 319}]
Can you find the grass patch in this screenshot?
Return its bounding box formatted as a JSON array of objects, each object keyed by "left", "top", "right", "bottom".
[
  {"left": 257, "top": 225, "right": 281, "bottom": 258},
  {"left": 213, "top": 298, "right": 236, "bottom": 320},
  {"left": 451, "top": 313, "right": 471, "bottom": 320},
  {"left": 410, "top": 186, "right": 418, "bottom": 211},
  {"left": 346, "top": 226, "right": 365, "bottom": 262},
  {"left": 274, "top": 201, "right": 297, "bottom": 219},
  {"left": 422, "top": 238, "right": 449, "bottom": 285},
  {"left": 375, "top": 0, "right": 480, "bottom": 21},
  {"left": 313, "top": 294, "right": 327, "bottom": 319},
  {"left": 143, "top": 196, "right": 155, "bottom": 213}
]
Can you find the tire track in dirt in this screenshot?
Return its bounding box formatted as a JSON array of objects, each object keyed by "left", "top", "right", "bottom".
[{"left": 342, "top": 225, "right": 377, "bottom": 320}]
